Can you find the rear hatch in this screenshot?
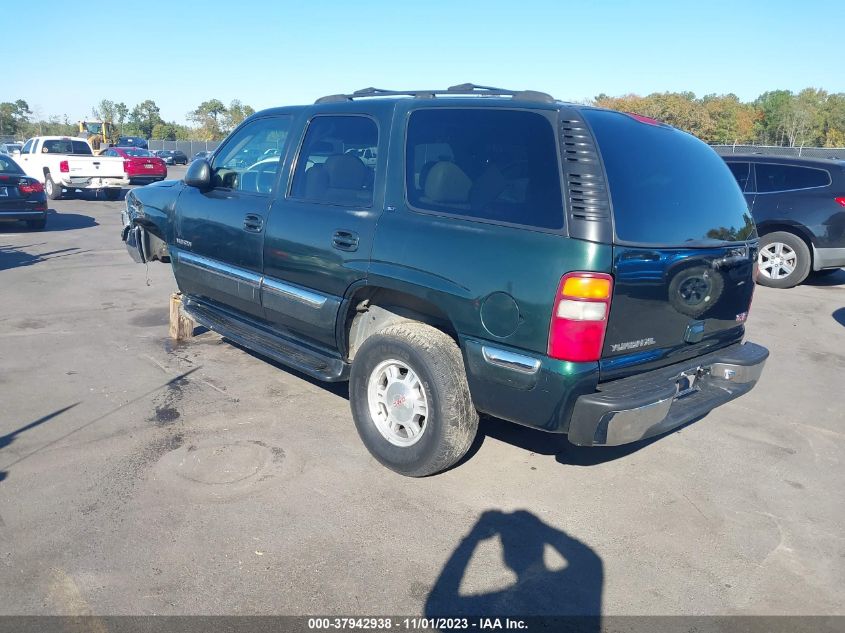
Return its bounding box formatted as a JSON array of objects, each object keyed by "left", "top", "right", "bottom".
[{"left": 581, "top": 109, "right": 757, "bottom": 381}]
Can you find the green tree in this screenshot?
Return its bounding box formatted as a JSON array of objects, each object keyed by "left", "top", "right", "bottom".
[
  {"left": 223, "top": 99, "right": 255, "bottom": 133},
  {"left": 0, "top": 99, "right": 32, "bottom": 137},
  {"left": 188, "top": 99, "right": 227, "bottom": 140},
  {"left": 129, "top": 100, "right": 163, "bottom": 139},
  {"left": 150, "top": 122, "right": 177, "bottom": 140}
]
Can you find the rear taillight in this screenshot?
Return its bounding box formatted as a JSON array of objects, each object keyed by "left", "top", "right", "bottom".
[
  {"left": 835, "top": 197, "right": 845, "bottom": 207},
  {"left": 548, "top": 272, "right": 613, "bottom": 363},
  {"left": 123, "top": 160, "right": 131, "bottom": 172},
  {"left": 18, "top": 180, "right": 44, "bottom": 194},
  {"left": 59, "top": 160, "right": 69, "bottom": 173}
]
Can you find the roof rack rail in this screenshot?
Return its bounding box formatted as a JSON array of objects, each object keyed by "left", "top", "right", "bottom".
[{"left": 315, "top": 83, "right": 555, "bottom": 104}]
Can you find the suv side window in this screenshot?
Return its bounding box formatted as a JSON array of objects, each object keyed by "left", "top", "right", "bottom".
[
  {"left": 727, "top": 162, "right": 751, "bottom": 191},
  {"left": 405, "top": 108, "right": 564, "bottom": 230},
  {"left": 21, "top": 139, "right": 34, "bottom": 154},
  {"left": 210, "top": 116, "right": 292, "bottom": 194},
  {"left": 755, "top": 163, "right": 830, "bottom": 193},
  {"left": 289, "top": 115, "right": 378, "bottom": 207}
]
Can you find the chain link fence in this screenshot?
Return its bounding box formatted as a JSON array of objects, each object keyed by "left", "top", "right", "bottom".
[
  {"left": 147, "top": 140, "right": 222, "bottom": 157},
  {"left": 712, "top": 144, "right": 845, "bottom": 160}
]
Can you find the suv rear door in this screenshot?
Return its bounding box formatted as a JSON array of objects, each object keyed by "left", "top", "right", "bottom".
[
  {"left": 581, "top": 109, "right": 758, "bottom": 381},
  {"left": 261, "top": 108, "right": 388, "bottom": 349}
]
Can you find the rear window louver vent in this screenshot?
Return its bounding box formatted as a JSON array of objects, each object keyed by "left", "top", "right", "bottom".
[{"left": 559, "top": 113, "right": 612, "bottom": 243}]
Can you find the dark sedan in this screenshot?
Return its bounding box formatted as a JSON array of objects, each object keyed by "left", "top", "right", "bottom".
[
  {"left": 0, "top": 154, "right": 48, "bottom": 230},
  {"left": 154, "top": 149, "right": 188, "bottom": 165}
]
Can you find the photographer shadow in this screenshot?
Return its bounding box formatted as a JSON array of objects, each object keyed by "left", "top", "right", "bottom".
[{"left": 425, "top": 510, "right": 602, "bottom": 628}]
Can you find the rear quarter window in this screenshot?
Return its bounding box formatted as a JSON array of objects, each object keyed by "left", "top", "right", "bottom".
[
  {"left": 584, "top": 109, "right": 755, "bottom": 245},
  {"left": 405, "top": 108, "right": 564, "bottom": 230},
  {"left": 754, "top": 163, "right": 831, "bottom": 192}
]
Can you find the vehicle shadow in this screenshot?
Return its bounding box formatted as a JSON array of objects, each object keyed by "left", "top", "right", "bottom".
[
  {"left": 0, "top": 403, "right": 80, "bottom": 483},
  {"left": 61, "top": 189, "right": 128, "bottom": 202},
  {"left": 0, "top": 243, "right": 85, "bottom": 271},
  {"left": 0, "top": 209, "right": 98, "bottom": 233},
  {"left": 803, "top": 268, "right": 845, "bottom": 287},
  {"left": 833, "top": 308, "right": 845, "bottom": 327},
  {"left": 425, "top": 509, "right": 602, "bottom": 627}
]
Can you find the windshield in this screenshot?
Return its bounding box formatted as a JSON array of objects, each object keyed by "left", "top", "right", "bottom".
[{"left": 583, "top": 109, "right": 756, "bottom": 246}]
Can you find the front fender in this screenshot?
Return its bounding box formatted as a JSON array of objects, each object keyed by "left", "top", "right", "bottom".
[{"left": 121, "top": 180, "right": 184, "bottom": 263}]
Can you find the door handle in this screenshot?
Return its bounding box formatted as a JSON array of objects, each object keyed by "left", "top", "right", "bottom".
[
  {"left": 243, "top": 213, "right": 264, "bottom": 233},
  {"left": 332, "top": 230, "right": 359, "bottom": 252}
]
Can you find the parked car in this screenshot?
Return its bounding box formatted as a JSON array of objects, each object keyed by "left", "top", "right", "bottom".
[
  {"left": 102, "top": 147, "right": 167, "bottom": 184},
  {"left": 117, "top": 136, "right": 148, "bottom": 150},
  {"left": 0, "top": 154, "right": 48, "bottom": 229},
  {"left": 17, "top": 136, "right": 127, "bottom": 200},
  {"left": 121, "top": 84, "right": 768, "bottom": 476},
  {"left": 155, "top": 149, "right": 188, "bottom": 165},
  {"left": 191, "top": 150, "right": 212, "bottom": 162},
  {"left": 723, "top": 155, "right": 845, "bottom": 288},
  {"left": 0, "top": 142, "right": 22, "bottom": 157}
]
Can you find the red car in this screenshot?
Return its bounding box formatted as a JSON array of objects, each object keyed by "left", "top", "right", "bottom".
[{"left": 102, "top": 147, "right": 167, "bottom": 184}]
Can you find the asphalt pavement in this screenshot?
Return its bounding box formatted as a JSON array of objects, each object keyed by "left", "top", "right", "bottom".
[{"left": 0, "top": 168, "right": 843, "bottom": 616}]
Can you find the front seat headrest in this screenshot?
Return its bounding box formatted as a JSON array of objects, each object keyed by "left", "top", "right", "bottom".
[
  {"left": 424, "top": 161, "right": 471, "bottom": 203},
  {"left": 325, "top": 154, "right": 367, "bottom": 190}
]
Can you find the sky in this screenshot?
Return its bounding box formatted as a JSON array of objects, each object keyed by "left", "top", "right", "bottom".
[{"left": 8, "top": 0, "right": 845, "bottom": 124}]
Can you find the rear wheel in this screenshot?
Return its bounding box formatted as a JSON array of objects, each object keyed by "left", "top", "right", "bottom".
[
  {"left": 44, "top": 173, "right": 62, "bottom": 200},
  {"left": 104, "top": 188, "right": 121, "bottom": 201},
  {"left": 757, "top": 231, "right": 811, "bottom": 289},
  {"left": 26, "top": 218, "right": 46, "bottom": 230},
  {"left": 349, "top": 322, "right": 478, "bottom": 477}
]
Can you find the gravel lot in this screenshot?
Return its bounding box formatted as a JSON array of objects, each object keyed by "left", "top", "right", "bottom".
[{"left": 1, "top": 169, "right": 843, "bottom": 616}]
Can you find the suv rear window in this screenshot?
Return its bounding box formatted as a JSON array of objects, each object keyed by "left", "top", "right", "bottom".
[
  {"left": 405, "top": 109, "right": 563, "bottom": 230},
  {"left": 754, "top": 163, "right": 830, "bottom": 192},
  {"left": 584, "top": 109, "right": 754, "bottom": 245}
]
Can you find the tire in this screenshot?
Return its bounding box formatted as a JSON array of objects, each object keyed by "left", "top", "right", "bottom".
[
  {"left": 668, "top": 264, "right": 724, "bottom": 317},
  {"left": 44, "top": 173, "right": 62, "bottom": 200},
  {"left": 757, "top": 231, "right": 811, "bottom": 289},
  {"left": 349, "top": 322, "right": 478, "bottom": 477},
  {"left": 104, "top": 188, "right": 121, "bottom": 201},
  {"left": 26, "top": 219, "right": 46, "bottom": 230}
]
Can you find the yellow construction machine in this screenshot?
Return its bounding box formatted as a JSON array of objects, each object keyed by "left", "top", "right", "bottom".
[{"left": 78, "top": 120, "right": 117, "bottom": 154}]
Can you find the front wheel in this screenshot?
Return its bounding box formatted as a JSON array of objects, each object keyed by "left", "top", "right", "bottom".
[
  {"left": 44, "top": 173, "right": 62, "bottom": 200},
  {"left": 349, "top": 322, "right": 478, "bottom": 477},
  {"left": 757, "top": 231, "right": 811, "bottom": 289}
]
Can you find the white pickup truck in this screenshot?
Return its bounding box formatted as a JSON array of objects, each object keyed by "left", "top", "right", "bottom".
[{"left": 17, "top": 136, "right": 129, "bottom": 200}]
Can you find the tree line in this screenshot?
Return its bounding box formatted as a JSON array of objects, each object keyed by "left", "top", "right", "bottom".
[
  {"left": 2, "top": 88, "right": 844, "bottom": 146},
  {"left": 594, "top": 88, "right": 844, "bottom": 147},
  {"left": 0, "top": 98, "right": 255, "bottom": 142}
]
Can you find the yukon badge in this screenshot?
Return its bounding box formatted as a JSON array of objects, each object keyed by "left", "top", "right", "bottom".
[
  {"left": 610, "top": 337, "right": 656, "bottom": 353},
  {"left": 176, "top": 237, "right": 192, "bottom": 248}
]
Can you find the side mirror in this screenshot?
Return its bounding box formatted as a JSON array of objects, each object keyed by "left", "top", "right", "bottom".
[{"left": 184, "top": 159, "right": 211, "bottom": 190}]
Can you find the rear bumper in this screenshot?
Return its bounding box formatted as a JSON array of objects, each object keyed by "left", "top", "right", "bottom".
[
  {"left": 813, "top": 246, "right": 845, "bottom": 270},
  {"left": 0, "top": 209, "right": 48, "bottom": 221},
  {"left": 567, "top": 341, "right": 768, "bottom": 446},
  {"left": 60, "top": 176, "right": 129, "bottom": 189}
]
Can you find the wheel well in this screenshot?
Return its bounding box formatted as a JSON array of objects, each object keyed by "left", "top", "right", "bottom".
[
  {"left": 343, "top": 287, "right": 457, "bottom": 360},
  {"left": 757, "top": 223, "right": 815, "bottom": 263}
]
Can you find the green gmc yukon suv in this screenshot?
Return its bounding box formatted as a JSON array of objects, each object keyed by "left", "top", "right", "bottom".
[{"left": 122, "top": 84, "right": 768, "bottom": 476}]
